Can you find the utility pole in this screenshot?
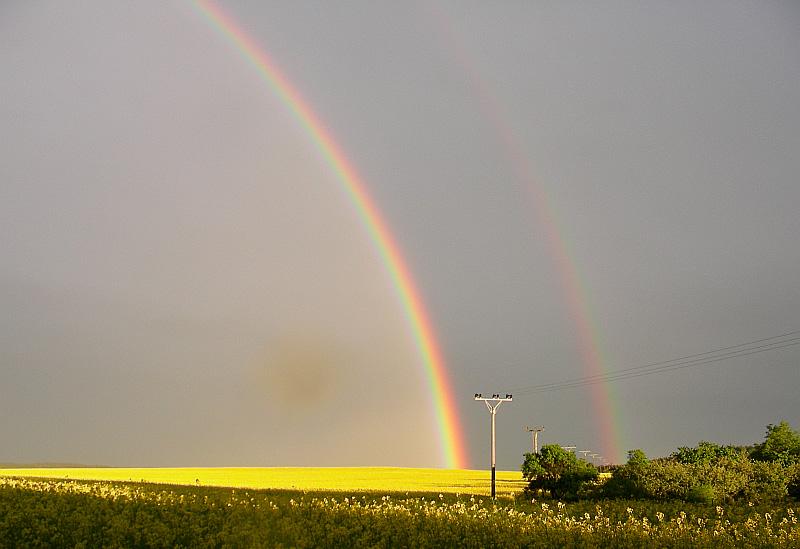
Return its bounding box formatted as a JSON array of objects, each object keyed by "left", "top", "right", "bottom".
[
  {"left": 474, "top": 393, "right": 512, "bottom": 499},
  {"left": 562, "top": 446, "right": 577, "bottom": 454},
  {"left": 525, "top": 426, "right": 544, "bottom": 453},
  {"left": 578, "top": 450, "right": 591, "bottom": 461}
]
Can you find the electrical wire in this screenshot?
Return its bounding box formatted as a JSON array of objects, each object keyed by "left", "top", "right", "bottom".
[{"left": 514, "top": 330, "right": 800, "bottom": 395}]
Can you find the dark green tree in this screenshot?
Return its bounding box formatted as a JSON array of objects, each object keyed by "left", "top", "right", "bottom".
[
  {"left": 601, "top": 449, "right": 650, "bottom": 499},
  {"left": 522, "top": 444, "right": 598, "bottom": 500}
]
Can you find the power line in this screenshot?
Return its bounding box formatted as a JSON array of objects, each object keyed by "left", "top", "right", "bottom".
[
  {"left": 515, "top": 330, "right": 800, "bottom": 395},
  {"left": 519, "top": 337, "right": 800, "bottom": 393},
  {"left": 518, "top": 339, "right": 800, "bottom": 394},
  {"left": 518, "top": 330, "right": 800, "bottom": 391},
  {"left": 519, "top": 340, "right": 800, "bottom": 394}
]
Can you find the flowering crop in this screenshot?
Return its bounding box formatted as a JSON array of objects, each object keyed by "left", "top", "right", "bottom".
[
  {"left": 0, "top": 477, "right": 798, "bottom": 547},
  {"left": 0, "top": 466, "right": 526, "bottom": 496}
]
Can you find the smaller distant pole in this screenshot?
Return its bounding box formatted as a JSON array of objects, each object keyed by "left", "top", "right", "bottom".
[
  {"left": 578, "top": 450, "right": 591, "bottom": 461},
  {"left": 474, "top": 393, "right": 512, "bottom": 499},
  {"left": 562, "top": 446, "right": 577, "bottom": 454},
  {"left": 525, "top": 426, "right": 545, "bottom": 453}
]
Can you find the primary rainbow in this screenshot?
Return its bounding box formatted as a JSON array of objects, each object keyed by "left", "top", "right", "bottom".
[{"left": 191, "top": 1, "right": 467, "bottom": 469}]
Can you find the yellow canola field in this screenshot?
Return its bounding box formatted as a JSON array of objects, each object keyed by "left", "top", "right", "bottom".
[{"left": 0, "top": 467, "right": 526, "bottom": 496}]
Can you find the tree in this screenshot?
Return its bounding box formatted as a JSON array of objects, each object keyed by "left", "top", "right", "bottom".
[
  {"left": 626, "top": 449, "right": 649, "bottom": 468},
  {"left": 601, "top": 449, "right": 649, "bottom": 499},
  {"left": 672, "top": 441, "right": 744, "bottom": 465},
  {"left": 752, "top": 421, "right": 800, "bottom": 465},
  {"left": 522, "top": 444, "right": 598, "bottom": 500}
]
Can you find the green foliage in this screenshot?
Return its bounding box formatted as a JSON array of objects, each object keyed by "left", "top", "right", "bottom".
[
  {"left": 751, "top": 421, "right": 800, "bottom": 465},
  {"left": 603, "top": 453, "right": 796, "bottom": 504},
  {"left": 626, "top": 449, "right": 649, "bottom": 467},
  {"left": 741, "top": 460, "right": 790, "bottom": 503},
  {"left": 522, "top": 444, "right": 598, "bottom": 500},
  {"left": 634, "top": 459, "right": 697, "bottom": 501},
  {"left": 686, "top": 484, "right": 715, "bottom": 504},
  {"left": 700, "top": 457, "right": 754, "bottom": 502},
  {"left": 602, "top": 449, "right": 650, "bottom": 499},
  {"left": 788, "top": 464, "right": 800, "bottom": 500},
  {"left": 541, "top": 421, "right": 800, "bottom": 506},
  {"left": 673, "top": 441, "right": 745, "bottom": 465}
]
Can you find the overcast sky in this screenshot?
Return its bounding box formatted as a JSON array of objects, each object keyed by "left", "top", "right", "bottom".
[{"left": 2, "top": 1, "right": 798, "bottom": 469}]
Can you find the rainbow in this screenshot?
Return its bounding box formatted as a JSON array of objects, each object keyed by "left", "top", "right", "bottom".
[
  {"left": 190, "top": 1, "right": 467, "bottom": 469},
  {"left": 425, "top": 5, "right": 623, "bottom": 463}
]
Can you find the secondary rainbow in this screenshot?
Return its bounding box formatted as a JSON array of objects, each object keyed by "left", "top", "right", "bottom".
[
  {"left": 191, "top": 1, "right": 467, "bottom": 469},
  {"left": 425, "top": 6, "right": 623, "bottom": 463}
]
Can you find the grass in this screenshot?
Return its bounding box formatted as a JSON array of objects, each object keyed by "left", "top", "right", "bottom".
[{"left": 0, "top": 466, "right": 527, "bottom": 496}]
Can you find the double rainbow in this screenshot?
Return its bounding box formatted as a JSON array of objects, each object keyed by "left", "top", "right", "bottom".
[{"left": 191, "top": 1, "right": 467, "bottom": 469}]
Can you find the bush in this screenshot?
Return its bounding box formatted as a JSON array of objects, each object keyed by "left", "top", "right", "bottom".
[
  {"left": 601, "top": 465, "right": 642, "bottom": 499},
  {"left": 742, "top": 460, "right": 790, "bottom": 503},
  {"left": 522, "top": 445, "right": 598, "bottom": 500},
  {"left": 535, "top": 422, "right": 800, "bottom": 504},
  {"left": 636, "top": 459, "right": 695, "bottom": 501},
  {"left": 602, "top": 452, "right": 799, "bottom": 504},
  {"left": 788, "top": 463, "right": 800, "bottom": 500},
  {"left": 700, "top": 457, "right": 751, "bottom": 502},
  {"left": 601, "top": 450, "right": 649, "bottom": 499},
  {"left": 687, "top": 484, "right": 715, "bottom": 504},
  {"left": 604, "top": 456, "right": 753, "bottom": 502}
]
